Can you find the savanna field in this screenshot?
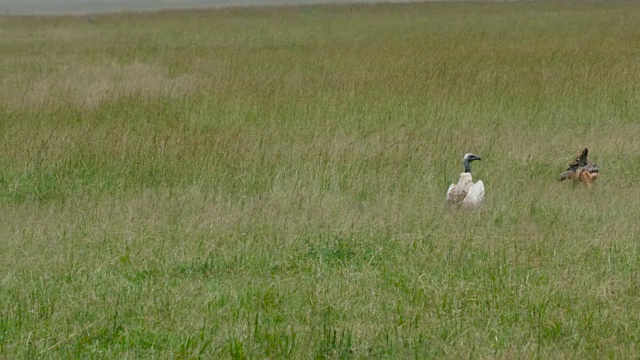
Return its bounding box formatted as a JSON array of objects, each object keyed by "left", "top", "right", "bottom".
[{"left": 2, "top": 1, "right": 640, "bottom": 357}]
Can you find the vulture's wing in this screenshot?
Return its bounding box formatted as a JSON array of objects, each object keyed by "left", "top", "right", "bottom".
[{"left": 462, "top": 180, "right": 484, "bottom": 207}]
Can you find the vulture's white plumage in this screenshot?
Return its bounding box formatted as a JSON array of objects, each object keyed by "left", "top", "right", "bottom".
[{"left": 446, "top": 153, "right": 484, "bottom": 207}]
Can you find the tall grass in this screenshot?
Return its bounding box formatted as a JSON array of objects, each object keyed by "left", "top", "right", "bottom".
[{"left": 2, "top": 1, "right": 640, "bottom": 357}]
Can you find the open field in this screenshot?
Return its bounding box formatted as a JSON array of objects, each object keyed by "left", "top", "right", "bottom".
[
  {"left": 2, "top": 1, "right": 640, "bottom": 357},
  {"left": 3, "top": 0, "right": 435, "bottom": 16}
]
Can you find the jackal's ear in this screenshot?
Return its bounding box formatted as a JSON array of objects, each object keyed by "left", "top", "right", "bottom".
[
  {"left": 569, "top": 148, "right": 590, "bottom": 168},
  {"left": 580, "top": 148, "right": 589, "bottom": 162}
]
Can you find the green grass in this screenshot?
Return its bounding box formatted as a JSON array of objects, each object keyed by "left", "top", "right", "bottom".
[{"left": 2, "top": 1, "right": 640, "bottom": 357}]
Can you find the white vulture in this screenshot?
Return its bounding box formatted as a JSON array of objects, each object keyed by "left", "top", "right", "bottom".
[
  {"left": 446, "top": 153, "right": 484, "bottom": 207},
  {"left": 559, "top": 148, "right": 599, "bottom": 188}
]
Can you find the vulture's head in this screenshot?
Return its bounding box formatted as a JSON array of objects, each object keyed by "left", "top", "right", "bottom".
[{"left": 462, "top": 153, "right": 482, "bottom": 173}]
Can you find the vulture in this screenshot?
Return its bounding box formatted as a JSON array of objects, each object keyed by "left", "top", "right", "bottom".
[
  {"left": 559, "top": 148, "right": 599, "bottom": 187},
  {"left": 446, "top": 153, "right": 484, "bottom": 207}
]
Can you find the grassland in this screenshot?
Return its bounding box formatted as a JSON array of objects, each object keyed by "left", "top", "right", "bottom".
[{"left": 2, "top": 1, "right": 640, "bottom": 357}]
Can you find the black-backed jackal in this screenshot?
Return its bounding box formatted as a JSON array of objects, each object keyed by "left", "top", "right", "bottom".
[{"left": 559, "top": 148, "right": 599, "bottom": 187}]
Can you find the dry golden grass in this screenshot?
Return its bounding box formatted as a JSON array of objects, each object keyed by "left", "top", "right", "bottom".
[{"left": 10, "top": 62, "right": 199, "bottom": 109}]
